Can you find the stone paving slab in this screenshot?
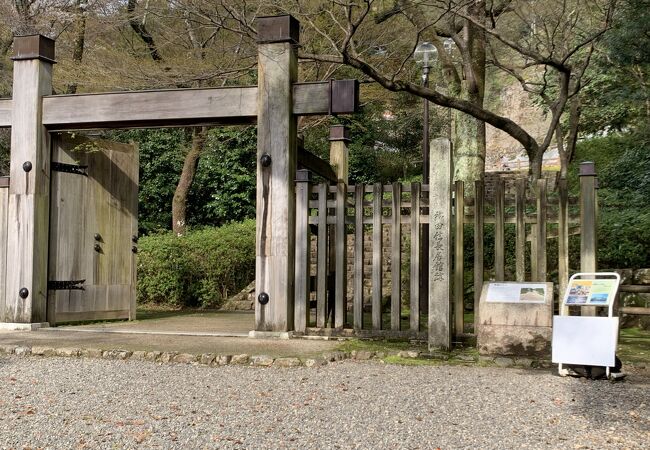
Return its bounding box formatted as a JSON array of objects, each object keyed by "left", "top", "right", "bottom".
[
  {"left": 0, "top": 329, "right": 339, "bottom": 359},
  {"left": 59, "top": 310, "right": 255, "bottom": 335}
]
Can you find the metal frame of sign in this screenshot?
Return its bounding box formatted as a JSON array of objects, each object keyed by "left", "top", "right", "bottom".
[{"left": 556, "top": 272, "right": 621, "bottom": 378}]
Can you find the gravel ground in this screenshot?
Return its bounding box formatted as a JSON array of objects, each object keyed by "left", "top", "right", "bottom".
[{"left": 0, "top": 356, "right": 648, "bottom": 449}]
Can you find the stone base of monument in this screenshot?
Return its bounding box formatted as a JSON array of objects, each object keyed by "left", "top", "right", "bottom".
[{"left": 476, "top": 282, "right": 554, "bottom": 358}]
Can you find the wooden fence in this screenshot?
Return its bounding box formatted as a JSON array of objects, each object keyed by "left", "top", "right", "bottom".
[
  {"left": 453, "top": 175, "right": 593, "bottom": 335},
  {"left": 294, "top": 174, "right": 431, "bottom": 339},
  {"left": 294, "top": 163, "right": 598, "bottom": 339}
]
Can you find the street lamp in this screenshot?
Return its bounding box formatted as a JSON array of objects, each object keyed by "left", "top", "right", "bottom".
[
  {"left": 414, "top": 42, "right": 438, "bottom": 183},
  {"left": 414, "top": 42, "right": 438, "bottom": 312}
]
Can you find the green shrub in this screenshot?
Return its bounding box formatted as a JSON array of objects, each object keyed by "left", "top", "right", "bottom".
[
  {"left": 570, "top": 128, "right": 650, "bottom": 268},
  {"left": 137, "top": 221, "right": 256, "bottom": 308}
]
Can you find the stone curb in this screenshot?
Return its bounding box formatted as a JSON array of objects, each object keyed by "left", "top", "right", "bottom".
[{"left": 0, "top": 343, "right": 561, "bottom": 369}]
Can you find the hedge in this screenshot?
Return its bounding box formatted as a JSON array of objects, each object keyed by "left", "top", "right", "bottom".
[{"left": 137, "top": 220, "right": 255, "bottom": 308}]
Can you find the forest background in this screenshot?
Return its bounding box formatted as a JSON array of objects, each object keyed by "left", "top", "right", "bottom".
[{"left": 0, "top": 0, "right": 648, "bottom": 308}]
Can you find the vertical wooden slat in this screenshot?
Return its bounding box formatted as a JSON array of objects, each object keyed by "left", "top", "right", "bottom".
[
  {"left": 391, "top": 182, "right": 402, "bottom": 331},
  {"left": 454, "top": 181, "right": 465, "bottom": 337},
  {"left": 558, "top": 178, "right": 569, "bottom": 315},
  {"left": 316, "top": 183, "right": 328, "bottom": 327},
  {"left": 409, "top": 182, "right": 421, "bottom": 331},
  {"left": 515, "top": 179, "right": 526, "bottom": 281},
  {"left": 536, "top": 179, "right": 547, "bottom": 282},
  {"left": 473, "top": 180, "right": 484, "bottom": 330},
  {"left": 334, "top": 180, "right": 347, "bottom": 328},
  {"left": 530, "top": 224, "right": 538, "bottom": 281},
  {"left": 130, "top": 143, "right": 140, "bottom": 321},
  {"left": 580, "top": 162, "right": 598, "bottom": 316},
  {"left": 0, "top": 183, "right": 8, "bottom": 318},
  {"left": 294, "top": 170, "right": 311, "bottom": 332},
  {"left": 372, "top": 183, "right": 383, "bottom": 330},
  {"left": 494, "top": 178, "right": 505, "bottom": 281},
  {"left": 354, "top": 184, "right": 365, "bottom": 330},
  {"left": 327, "top": 221, "right": 335, "bottom": 327}
]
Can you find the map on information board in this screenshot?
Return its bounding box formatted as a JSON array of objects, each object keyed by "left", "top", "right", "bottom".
[
  {"left": 564, "top": 278, "right": 618, "bottom": 306},
  {"left": 486, "top": 283, "right": 548, "bottom": 304}
]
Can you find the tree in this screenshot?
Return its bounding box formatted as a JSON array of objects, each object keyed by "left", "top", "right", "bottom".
[
  {"left": 121, "top": 0, "right": 257, "bottom": 235},
  {"left": 271, "top": 0, "right": 617, "bottom": 181},
  {"left": 580, "top": 0, "right": 649, "bottom": 134}
]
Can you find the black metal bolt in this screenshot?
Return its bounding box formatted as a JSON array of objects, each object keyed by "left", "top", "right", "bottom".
[
  {"left": 132, "top": 235, "right": 138, "bottom": 243},
  {"left": 258, "top": 292, "right": 270, "bottom": 305},
  {"left": 22, "top": 161, "right": 32, "bottom": 172},
  {"left": 132, "top": 246, "right": 138, "bottom": 254},
  {"left": 19, "top": 288, "right": 29, "bottom": 299},
  {"left": 94, "top": 243, "right": 101, "bottom": 252},
  {"left": 260, "top": 154, "right": 272, "bottom": 168},
  {"left": 94, "top": 233, "right": 102, "bottom": 241}
]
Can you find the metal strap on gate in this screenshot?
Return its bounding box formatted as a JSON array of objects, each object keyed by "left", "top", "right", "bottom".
[
  {"left": 47, "top": 279, "right": 85, "bottom": 290},
  {"left": 52, "top": 162, "right": 88, "bottom": 176}
]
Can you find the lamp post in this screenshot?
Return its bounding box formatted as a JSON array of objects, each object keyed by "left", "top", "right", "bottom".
[
  {"left": 442, "top": 38, "right": 454, "bottom": 143},
  {"left": 414, "top": 42, "right": 438, "bottom": 183},
  {"left": 414, "top": 42, "right": 438, "bottom": 313}
]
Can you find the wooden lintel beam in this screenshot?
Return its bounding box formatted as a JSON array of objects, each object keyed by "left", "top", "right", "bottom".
[
  {"left": 0, "top": 99, "right": 11, "bottom": 127},
  {"left": 297, "top": 148, "right": 337, "bottom": 183},
  {"left": 42, "top": 86, "right": 258, "bottom": 130},
  {"left": 39, "top": 81, "right": 358, "bottom": 130}
]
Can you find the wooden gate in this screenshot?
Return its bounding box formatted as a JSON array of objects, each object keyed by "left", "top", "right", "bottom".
[
  {"left": 47, "top": 134, "right": 138, "bottom": 325},
  {"left": 0, "top": 17, "right": 359, "bottom": 334}
]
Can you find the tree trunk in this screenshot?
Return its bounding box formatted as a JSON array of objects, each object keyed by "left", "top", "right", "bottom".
[
  {"left": 452, "top": 4, "right": 486, "bottom": 188},
  {"left": 453, "top": 108, "right": 485, "bottom": 184},
  {"left": 127, "top": 0, "right": 162, "bottom": 61},
  {"left": 531, "top": 152, "right": 544, "bottom": 181},
  {"left": 66, "top": 0, "right": 87, "bottom": 95},
  {"left": 172, "top": 128, "right": 207, "bottom": 236},
  {"left": 554, "top": 120, "right": 567, "bottom": 180}
]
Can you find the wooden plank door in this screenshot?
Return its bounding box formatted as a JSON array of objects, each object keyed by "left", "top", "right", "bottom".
[{"left": 47, "top": 133, "right": 138, "bottom": 325}]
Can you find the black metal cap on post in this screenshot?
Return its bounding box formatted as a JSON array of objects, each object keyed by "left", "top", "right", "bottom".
[
  {"left": 256, "top": 15, "right": 300, "bottom": 44},
  {"left": 329, "top": 125, "right": 350, "bottom": 142},
  {"left": 12, "top": 34, "right": 56, "bottom": 63},
  {"left": 579, "top": 161, "right": 596, "bottom": 177},
  {"left": 296, "top": 169, "right": 312, "bottom": 182},
  {"left": 329, "top": 79, "right": 360, "bottom": 115}
]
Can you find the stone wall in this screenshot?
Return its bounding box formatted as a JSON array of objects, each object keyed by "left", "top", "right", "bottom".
[{"left": 310, "top": 225, "right": 413, "bottom": 308}]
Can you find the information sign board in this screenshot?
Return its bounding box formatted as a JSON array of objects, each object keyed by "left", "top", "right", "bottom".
[
  {"left": 486, "top": 283, "right": 548, "bottom": 304},
  {"left": 564, "top": 278, "right": 618, "bottom": 306}
]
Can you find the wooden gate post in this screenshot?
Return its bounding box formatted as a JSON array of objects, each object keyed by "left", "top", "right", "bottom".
[
  {"left": 329, "top": 125, "right": 349, "bottom": 184},
  {"left": 579, "top": 161, "right": 598, "bottom": 316},
  {"left": 254, "top": 16, "right": 299, "bottom": 332},
  {"left": 2, "top": 36, "right": 54, "bottom": 326},
  {"left": 429, "top": 138, "right": 452, "bottom": 350}
]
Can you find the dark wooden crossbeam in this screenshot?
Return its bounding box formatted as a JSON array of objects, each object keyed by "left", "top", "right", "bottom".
[{"left": 297, "top": 148, "right": 337, "bottom": 183}]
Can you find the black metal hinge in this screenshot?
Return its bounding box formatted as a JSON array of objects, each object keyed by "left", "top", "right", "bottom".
[
  {"left": 47, "top": 279, "right": 86, "bottom": 290},
  {"left": 52, "top": 162, "right": 88, "bottom": 176}
]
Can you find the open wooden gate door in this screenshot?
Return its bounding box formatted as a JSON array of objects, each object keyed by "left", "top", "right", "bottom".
[{"left": 47, "top": 134, "right": 138, "bottom": 325}]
